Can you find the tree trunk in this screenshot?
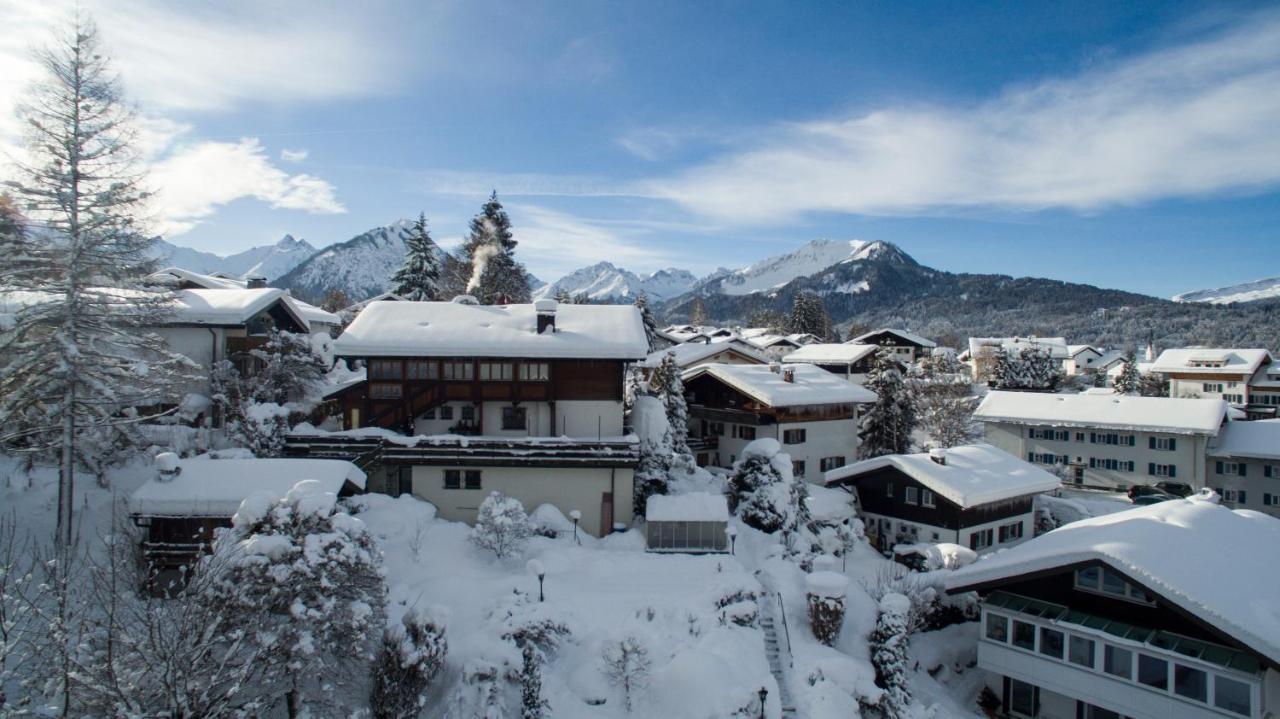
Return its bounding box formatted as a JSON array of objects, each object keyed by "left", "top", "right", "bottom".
[{"left": 58, "top": 383, "right": 75, "bottom": 547}]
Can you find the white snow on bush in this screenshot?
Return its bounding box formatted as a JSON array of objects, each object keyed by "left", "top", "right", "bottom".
[
  {"left": 806, "top": 571, "right": 849, "bottom": 598},
  {"left": 878, "top": 592, "right": 912, "bottom": 617}
]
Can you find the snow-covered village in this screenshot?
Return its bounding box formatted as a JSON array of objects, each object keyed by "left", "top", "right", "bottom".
[{"left": 2, "top": 3, "right": 1280, "bottom": 718}]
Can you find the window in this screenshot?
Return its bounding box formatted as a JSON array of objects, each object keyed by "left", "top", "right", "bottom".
[
  {"left": 1075, "top": 432, "right": 1085, "bottom": 442},
  {"left": 1082, "top": 704, "right": 1124, "bottom": 719},
  {"left": 1150, "top": 436, "right": 1177, "bottom": 451},
  {"left": 464, "top": 470, "right": 481, "bottom": 489},
  {"left": 1104, "top": 645, "right": 1132, "bottom": 679},
  {"left": 461, "top": 404, "right": 475, "bottom": 421},
  {"left": 1215, "top": 461, "right": 1247, "bottom": 477},
  {"left": 369, "top": 383, "right": 403, "bottom": 399},
  {"left": 970, "top": 528, "right": 993, "bottom": 551},
  {"left": 1148, "top": 463, "right": 1177, "bottom": 478},
  {"left": 1174, "top": 664, "right": 1207, "bottom": 702},
  {"left": 905, "top": 487, "right": 919, "bottom": 505},
  {"left": 1089, "top": 432, "right": 1134, "bottom": 446},
  {"left": 1030, "top": 427, "right": 1070, "bottom": 441},
  {"left": 1137, "top": 654, "right": 1168, "bottom": 690},
  {"left": 369, "top": 360, "right": 402, "bottom": 379},
  {"left": 423, "top": 407, "right": 436, "bottom": 419},
  {"left": 709, "top": 422, "right": 725, "bottom": 436},
  {"left": 1089, "top": 458, "right": 1135, "bottom": 472},
  {"left": 439, "top": 404, "right": 454, "bottom": 420},
  {"left": 783, "top": 429, "right": 807, "bottom": 444},
  {"left": 444, "top": 470, "right": 461, "bottom": 489},
  {"left": 1264, "top": 492, "right": 1280, "bottom": 507},
  {"left": 1101, "top": 569, "right": 1127, "bottom": 595},
  {"left": 998, "top": 522, "right": 1024, "bottom": 543},
  {"left": 396, "top": 467, "right": 413, "bottom": 497},
  {"left": 921, "top": 489, "right": 936, "bottom": 508},
  {"left": 819, "top": 456, "right": 845, "bottom": 472},
  {"left": 885, "top": 482, "right": 893, "bottom": 498},
  {"left": 792, "top": 460, "right": 806, "bottom": 477},
  {"left": 1203, "top": 382, "right": 1224, "bottom": 393},
  {"left": 406, "top": 360, "right": 438, "bottom": 380},
  {"left": 519, "top": 362, "right": 549, "bottom": 381},
  {"left": 443, "top": 361, "right": 473, "bottom": 380},
  {"left": 479, "top": 362, "right": 513, "bottom": 381},
  {"left": 502, "top": 405, "right": 527, "bottom": 430},
  {"left": 1069, "top": 635, "right": 1096, "bottom": 668},
  {"left": 738, "top": 425, "right": 757, "bottom": 441},
  {"left": 1008, "top": 679, "right": 1037, "bottom": 717},
  {"left": 1221, "top": 489, "right": 1247, "bottom": 504},
  {"left": 984, "top": 613, "right": 1008, "bottom": 642},
  {"left": 1012, "top": 620, "right": 1036, "bottom": 651},
  {"left": 1214, "top": 675, "right": 1251, "bottom": 716},
  {"left": 1038, "top": 627, "right": 1064, "bottom": 659}
]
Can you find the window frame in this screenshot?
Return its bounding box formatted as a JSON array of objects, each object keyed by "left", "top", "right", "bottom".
[{"left": 501, "top": 405, "right": 528, "bottom": 430}]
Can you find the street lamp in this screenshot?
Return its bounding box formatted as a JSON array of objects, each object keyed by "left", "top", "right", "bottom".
[
  {"left": 526, "top": 559, "right": 545, "bottom": 602},
  {"left": 725, "top": 525, "right": 738, "bottom": 555},
  {"left": 569, "top": 509, "right": 582, "bottom": 544},
  {"left": 757, "top": 687, "right": 768, "bottom": 719}
]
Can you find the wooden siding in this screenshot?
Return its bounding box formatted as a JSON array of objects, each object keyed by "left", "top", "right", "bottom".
[{"left": 839, "top": 465, "right": 1036, "bottom": 529}]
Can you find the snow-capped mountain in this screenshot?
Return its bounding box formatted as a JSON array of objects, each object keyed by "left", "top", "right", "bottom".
[
  {"left": 532, "top": 262, "right": 699, "bottom": 302},
  {"left": 695, "top": 239, "right": 881, "bottom": 296},
  {"left": 1172, "top": 277, "right": 1280, "bottom": 305},
  {"left": 272, "top": 222, "right": 414, "bottom": 304},
  {"left": 150, "top": 235, "right": 317, "bottom": 281}
]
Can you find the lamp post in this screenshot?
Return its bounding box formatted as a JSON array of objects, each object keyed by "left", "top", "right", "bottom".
[
  {"left": 569, "top": 509, "right": 582, "bottom": 545},
  {"left": 725, "top": 525, "right": 738, "bottom": 555},
  {"left": 757, "top": 687, "right": 768, "bottom": 719},
  {"left": 526, "top": 559, "right": 545, "bottom": 602}
]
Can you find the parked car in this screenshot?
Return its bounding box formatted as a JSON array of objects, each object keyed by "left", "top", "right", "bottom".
[
  {"left": 1154, "top": 481, "right": 1193, "bottom": 497},
  {"left": 1132, "top": 493, "right": 1179, "bottom": 505},
  {"left": 1126, "top": 484, "right": 1166, "bottom": 500}
]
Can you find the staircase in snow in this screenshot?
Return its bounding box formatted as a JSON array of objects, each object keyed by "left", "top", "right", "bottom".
[{"left": 759, "top": 596, "right": 798, "bottom": 718}]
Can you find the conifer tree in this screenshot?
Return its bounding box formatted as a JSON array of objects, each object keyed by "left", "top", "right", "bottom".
[
  {"left": 461, "top": 192, "right": 531, "bottom": 304},
  {"left": 1138, "top": 372, "right": 1168, "bottom": 398},
  {"left": 1114, "top": 351, "right": 1141, "bottom": 395},
  {"left": 859, "top": 346, "right": 916, "bottom": 458},
  {"left": 727, "top": 440, "right": 807, "bottom": 534},
  {"left": 788, "top": 291, "right": 830, "bottom": 337},
  {"left": 649, "top": 353, "right": 692, "bottom": 460},
  {"left": 633, "top": 293, "right": 660, "bottom": 352},
  {"left": 553, "top": 288, "right": 572, "bottom": 304},
  {"left": 868, "top": 593, "right": 913, "bottom": 718},
  {"left": 519, "top": 642, "right": 550, "bottom": 719},
  {"left": 391, "top": 213, "right": 442, "bottom": 301},
  {"left": 689, "top": 295, "right": 708, "bottom": 325}
]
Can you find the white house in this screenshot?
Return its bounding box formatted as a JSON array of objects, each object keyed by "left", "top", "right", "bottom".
[
  {"left": 681, "top": 362, "right": 876, "bottom": 482},
  {"left": 975, "top": 391, "right": 1228, "bottom": 490},
  {"left": 782, "top": 343, "right": 880, "bottom": 383},
  {"left": 291, "top": 298, "right": 648, "bottom": 536},
  {"left": 824, "top": 444, "right": 1059, "bottom": 554},
  {"left": 639, "top": 339, "right": 769, "bottom": 375},
  {"left": 147, "top": 266, "right": 341, "bottom": 336},
  {"left": 947, "top": 498, "right": 1280, "bottom": 719},
  {"left": 1151, "top": 348, "right": 1277, "bottom": 418},
  {"left": 849, "top": 328, "right": 936, "bottom": 364},
  {"left": 1206, "top": 419, "right": 1280, "bottom": 517}
]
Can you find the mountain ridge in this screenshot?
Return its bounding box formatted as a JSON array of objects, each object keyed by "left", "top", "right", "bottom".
[
  {"left": 150, "top": 234, "right": 316, "bottom": 281},
  {"left": 1172, "top": 277, "right": 1280, "bottom": 305}
]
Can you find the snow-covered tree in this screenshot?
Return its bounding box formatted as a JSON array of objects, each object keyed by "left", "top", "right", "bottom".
[
  {"left": 747, "top": 308, "right": 787, "bottom": 334},
  {"left": 634, "top": 293, "right": 661, "bottom": 352},
  {"left": 391, "top": 212, "right": 442, "bottom": 301},
  {"left": 806, "top": 572, "right": 848, "bottom": 646},
  {"left": 461, "top": 192, "right": 532, "bottom": 304},
  {"left": 859, "top": 346, "right": 916, "bottom": 459},
  {"left": 868, "top": 592, "right": 912, "bottom": 718},
  {"left": 1138, "top": 371, "right": 1167, "bottom": 397},
  {"left": 788, "top": 291, "right": 830, "bottom": 338},
  {"left": 248, "top": 328, "right": 329, "bottom": 405},
  {"left": 688, "top": 295, "right": 708, "bottom": 326},
  {"left": 601, "top": 635, "right": 650, "bottom": 713},
  {"left": 370, "top": 606, "right": 449, "bottom": 719},
  {"left": 1092, "top": 369, "right": 1109, "bottom": 388},
  {"left": 648, "top": 353, "right": 692, "bottom": 462},
  {"left": 206, "top": 481, "right": 386, "bottom": 717},
  {"left": 995, "top": 347, "right": 1063, "bottom": 391},
  {"left": 727, "top": 439, "right": 807, "bottom": 534},
  {"left": 519, "top": 641, "right": 550, "bottom": 719},
  {"left": 631, "top": 396, "right": 672, "bottom": 517},
  {"left": 320, "top": 287, "right": 351, "bottom": 313},
  {"left": 910, "top": 357, "right": 976, "bottom": 449},
  {"left": 211, "top": 329, "right": 326, "bottom": 457},
  {"left": 0, "top": 17, "right": 194, "bottom": 542},
  {"left": 553, "top": 288, "right": 572, "bottom": 304},
  {"left": 470, "top": 492, "right": 534, "bottom": 559},
  {"left": 1114, "top": 351, "right": 1141, "bottom": 395}
]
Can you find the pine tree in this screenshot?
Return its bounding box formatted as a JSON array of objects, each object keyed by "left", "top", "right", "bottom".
[
  {"left": 747, "top": 308, "right": 787, "bottom": 334},
  {"left": 859, "top": 346, "right": 917, "bottom": 458},
  {"left": 391, "top": 213, "right": 442, "bottom": 301},
  {"left": 649, "top": 353, "right": 692, "bottom": 461},
  {"left": 631, "top": 396, "right": 672, "bottom": 517},
  {"left": 633, "top": 293, "right": 660, "bottom": 352},
  {"left": 727, "top": 441, "right": 806, "bottom": 534},
  {"left": 788, "top": 291, "right": 830, "bottom": 337},
  {"left": 868, "top": 593, "right": 913, "bottom": 718},
  {"left": 1114, "top": 351, "right": 1141, "bottom": 395},
  {"left": 519, "top": 642, "right": 550, "bottom": 719},
  {"left": 688, "top": 295, "right": 708, "bottom": 326},
  {"left": 461, "top": 192, "right": 531, "bottom": 304},
  {"left": 469, "top": 492, "right": 534, "bottom": 558},
  {"left": 0, "top": 17, "right": 194, "bottom": 542}
]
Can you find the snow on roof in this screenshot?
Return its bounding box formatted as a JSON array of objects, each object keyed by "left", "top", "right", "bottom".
[
  {"left": 287, "top": 297, "right": 340, "bottom": 327},
  {"left": 1210, "top": 419, "right": 1280, "bottom": 460},
  {"left": 147, "top": 267, "right": 247, "bottom": 290},
  {"left": 334, "top": 300, "right": 648, "bottom": 359},
  {"left": 852, "top": 328, "right": 936, "bottom": 348},
  {"left": 1150, "top": 348, "right": 1273, "bottom": 375},
  {"left": 744, "top": 334, "right": 803, "bottom": 349},
  {"left": 974, "top": 391, "right": 1227, "bottom": 435},
  {"left": 1067, "top": 344, "right": 1100, "bottom": 357},
  {"left": 682, "top": 363, "right": 877, "bottom": 407},
  {"left": 640, "top": 340, "right": 769, "bottom": 368},
  {"left": 128, "top": 457, "right": 366, "bottom": 517},
  {"left": 968, "top": 336, "right": 1069, "bottom": 359},
  {"left": 825, "top": 444, "right": 1060, "bottom": 508},
  {"left": 1093, "top": 350, "right": 1126, "bottom": 369},
  {"left": 1105, "top": 360, "right": 1152, "bottom": 377},
  {"left": 946, "top": 498, "right": 1280, "bottom": 667},
  {"left": 645, "top": 492, "right": 730, "bottom": 522},
  {"left": 169, "top": 288, "right": 308, "bottom": 329},
  {"left": 782, "top": 343, "right": 878, "bottom": 364}
]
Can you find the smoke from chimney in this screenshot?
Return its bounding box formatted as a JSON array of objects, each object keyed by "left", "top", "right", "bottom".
[{"left": 466, "top": 243, "right": 502, "bottom": 294}]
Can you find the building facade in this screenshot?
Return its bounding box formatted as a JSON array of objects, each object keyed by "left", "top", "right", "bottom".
[{"left": 1206, "top": 419, "right": 1280, "bottom": 517}]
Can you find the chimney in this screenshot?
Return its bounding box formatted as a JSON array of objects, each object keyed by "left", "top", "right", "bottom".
[
  {"left": 929, "top": 448, "right": 947, "bottom": 466},
  {"left": 155, "top": 452, "right": 182, "bottom": 482},
  {"left": 534, "top": 299, "right": 558, "bottom": 334},
  {"left": 782, "top": 367, "right": 795, "bottom": 383},
  {"left": 245, "top": 274, "right": 267, "bottom": 289}
]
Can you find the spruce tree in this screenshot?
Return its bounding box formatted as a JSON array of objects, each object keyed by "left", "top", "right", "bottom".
[
  {"left": 650, "top": 353, "right": 692, "bottom": 460},
  {"left": 689, "top": 295, "right": 708, "bottom": 326},
  {"left": 390, "top": 212, "right": 442, "bottom": 301},
  {"left": 788, "top": 291, "right": 830, "bottom": 337},
  {"left": 634, "top": 293, "right": 660, "bottom": 352},
  {"left": 461, "top": 192, "right": 531, "bottom": 304},
  {"left": 1114, "top": 351, "right": 1141, "bottom": 395},
  {"left": 519, "top": 642, "right": 550, "bottom": 719},
  {"left": 869, "top": 593, "right": 913, "bottom": 718},
  {"left": 0, "top": 18, "right": 193, "bottom": 542},
  {"left": 859, "top": 346, "right": 916, "bottom": 458},
  {"left": 553, "top": 288, "right": 572, "bottom": 303},
  {"left": 727, "top": 441, "right": 806, "bottom": 534}
]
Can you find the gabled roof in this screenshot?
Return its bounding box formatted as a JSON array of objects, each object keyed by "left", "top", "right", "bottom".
[
  {"left": 288, "top": 298, "right": 340, "bottom": 328},
  {"left": 974, "top": 391, "right": 1227, "bottom": 435},
  {"left": 745, "top": 334, "right": 804, "bottom": 350},
  {"left": 146, "top": 267, "right": 247, "bottom": 290},
  {"left": 852, "top": 328, "right": 936, "bottom": 349},
  {"left": 1150, "top": 348, "right": 1273, "bottom": 376},
  {"left": 1209, "top": 419, "right": 1280, "bottom": 460},
  {"left": 682, "top": 363, "right": 876, "bottom": 407},
  {"left": 824, "top": 444, "right": 1060, "bottom": 508},
  {"left": 783, "top": 343, "right": 878, "bottom": 365},
  {"left": 640, "top": 340, "right": 769, "bottom": 369},
  {"left": 1067, "top": 344, "right": 1101, "bottom": 358},
  {"left": 968, "top": 336, "right": 1070, "bottom": 359},
  {"left": 334, "top": 300, "right": 648, "bottom": 359},
  {"left": 170, "top": 288, "right": 309, "bottom": 330},
  {"left": 129, "top": 457, "right": 366, "bottom": 517},
  {"left": 946, "top": 498, "right": 1280, "bottom": 668}
]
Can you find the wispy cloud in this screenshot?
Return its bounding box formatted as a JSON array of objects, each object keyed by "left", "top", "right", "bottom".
[
  {"left": 508, "top": 204, "right": 681, "bottom": 280},
  {"left": 280, "top": 148, "right": 310, "bottom": 163},
  {"left": 648, "top": 10, "right": 1280, "bottom": 222},
  {"left": 419, "top": 169, "right": 654, "bottom": 199}
]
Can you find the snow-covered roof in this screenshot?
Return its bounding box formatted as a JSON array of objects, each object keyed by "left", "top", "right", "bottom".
[
  {"left": 288, "top": 297, "right": 340, "bottom": 328},
  {"left": 682, "top": 363, "right": 877, "bottom": 407},
  {"left": 744, "top": 334, "right": 803, "bottom": 350},
  {"left": 1067, "top": 344, "right": 1100, "bottom": 357},
  {"left": 1093, "top": 350, "right": 1126, "bottom": 370},
  {"left": 852, "top": 328, "right": 936, "bottom": 348},
  {"left": 1209, "top": 419, "right": 1280, "bottom": 460},
  {"left": 645, "top": 492, "right": 730, "bottom": 522},
  {"left": 170, "top": 288, "right": 309, "bottom": 329},
  {"left": 1150, "top": 348, "right": 1273, "bottom": 375},
  {"left": 640, "top": 340, "right": 769, "bottom": 369},
  {"left": 968, "top": 336, "right": 1069, "bottom": 359},
  {"left": 946, "top": 498, "right": 1280, "bottom": 668},
  {"left": 129, "top": 457, "right": 366, "bottom": 517},
  {"left": 146, "top": 267, "right": 247, "bottom": 290},
  {"left": 782, "top": 343, "right": 878, "bottom": 365},
  {"left": 825, "top": 444, "right": 1060, "bottom": 508},
  {"left": 974, "top": 391, "right": 1227, "bottom": 435},
  {"left": 340, "top": 291, "right": 406, "bottom": 316},
  {"left": 334, "top": 300, "right": 648, "bottom": 359}
]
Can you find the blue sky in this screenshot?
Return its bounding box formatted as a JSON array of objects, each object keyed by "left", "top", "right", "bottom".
[{"left": 3, "top": 0, "right": 1278, "bottom": 297}]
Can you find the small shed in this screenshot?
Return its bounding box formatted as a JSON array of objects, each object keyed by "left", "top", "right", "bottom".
[{"left": 645, "top": 492, "right": 731, "bottom": 553}]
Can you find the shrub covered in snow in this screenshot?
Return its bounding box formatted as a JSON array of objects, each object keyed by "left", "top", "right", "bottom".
[
  {"left": 631, "top": 395, "right": 673, "bottom": 517},
  {"left": 211, "top": 329, "right": 328, "bottom": 457},
  {"left": 868, "top": 592, "right": 913, "bottom": 718},
  {"left": 519, "top": 641, "right": 550, "bottom": 719},
  {"left": 601, "top": 635, "right": 651, "bottom": 713},
  {"left": 370, "top": 606, "right": 449, "bottom": 719},
  {"left": 727, "top": 438, "right": 808, "bottom": 534},
  {"left": 470, "top": 491, "right": 535, "bottom": 559},
  {"left": 806, "top": 571, "right": 848, "bottom": 646}
]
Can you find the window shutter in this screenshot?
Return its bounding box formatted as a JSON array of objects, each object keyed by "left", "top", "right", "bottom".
[
  {"left": 1148, "top": 437, "right": 1155, "bottom": 449},
  {"left": 1216, "top": 461, "right": 1224, "bottom": 474},
  {"left": 1266, "top": 465, "right": 1274, "bottom": 478},
  {"left": 1169, "top": 465, "right": 1176, "bottom": 478},
  {"left": 1169, "top": 438, "right": 1176, "bottom": 451},
  {"left": 1148, "top": 463, "right": 1155, "bottom": 476},
  {"left": 1238, "top": 463, "right": 1247, "bottom": 477},
  {"left": 1239, "top": 490, "right": 1247, "bottom": 503}
]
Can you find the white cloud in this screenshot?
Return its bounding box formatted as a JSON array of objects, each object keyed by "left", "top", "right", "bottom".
[
  {"left": 280, "top": 148, "right": 310, "bottom": 163},
  {"left": 149, "top": 138, "right": 345, "bottom": 236},
  {"left": 509, "top": 205, "right": 680, "bottom": 280},
  {"left": 650, "top": 11, "right": 1280, "bottom": 222}
]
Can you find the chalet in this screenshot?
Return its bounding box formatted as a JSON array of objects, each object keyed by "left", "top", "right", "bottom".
[
  {"left": 824, "top": 444, "right": 1059, "bottom": 554},
  {"left": 742, "top": 333, "right": 817, "bottom": 360},
  {"left": 638, "top": 339, "right": 769, "bottom": 376},
  {"left": 1206, "top": 419, "right": 1280, "bottom": 517},
  {"left": 782, "top": 343, "right": 880, "bottom": 383},
  {"left": 128, "top": 454, "right": 366, "bottom": 590},
  {"left": 849, "top": 328, "right": 936, "bottom": 364},
  {"left": 1151, "top": 348, "right": 1277, "bottom": 419},
  {"left": 968, "top": 337, "right": 1070, "bottom": 382},
  {"left": 975, "top": 391, "right": 1228, "bottom": 490},
  {"left": 947, "top": 498, "right": 1280, "bottom": 719},
  {"left": 292, "top": 298, "right": 647, "bottom": 536},
  {"left": 1064, "top": 345, "right": 1110, "bottom": 375},
  {"left": 681, "top": 362, "right": 876, "bottom": 482},
  {"left": 146, "top": 266, "right": 341, "bottom": 336},
  {"left": 644, "top": 492, "right": 731, "bottom": 553}
]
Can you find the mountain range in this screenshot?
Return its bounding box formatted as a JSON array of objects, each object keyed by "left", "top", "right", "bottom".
[
  {"left": 150, "top": 235, "right": 316, "bottom": 280},
  {"left": 1172, "top": 277, "right": 1280, "bottom": 305},
  {"left": 531, "top": 263, "right": 702, "bottom": 302}
]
